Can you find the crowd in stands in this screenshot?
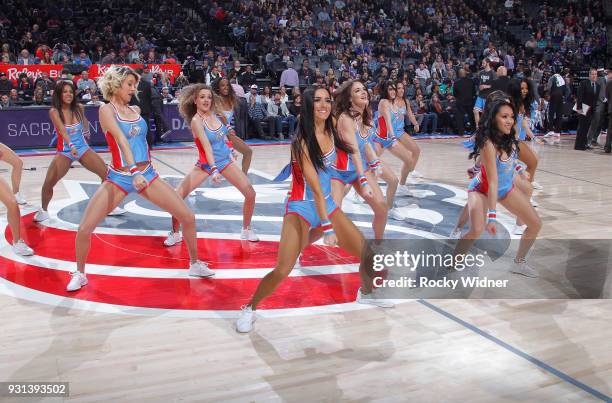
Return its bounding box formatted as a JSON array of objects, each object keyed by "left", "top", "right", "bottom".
[{"left": 0, "top": 0, "right": 607, "bottom": 139}]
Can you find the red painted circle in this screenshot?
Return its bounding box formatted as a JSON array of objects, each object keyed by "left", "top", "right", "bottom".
[{"left": 1, "top": 214, "right": 361, "bottom": 310}]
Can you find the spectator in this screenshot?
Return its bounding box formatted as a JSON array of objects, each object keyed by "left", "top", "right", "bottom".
[
  {"left": 412, "top": 93, "right": 438, "bottom": 134},
  {"left": 9, "top": 89, "right": 19, "bottom": 104},
  {"left": 34, "top": 72, "right": 54, "bottom": 97},
  {"left": 174, "top": 71, "right": 189, "bottom": 89},
  {"left": 280, "top": 61, "right": 299, "bottom": 88},
  {"left": 416, "top": 63, "right": 431, "bottom": 88},
  {"left": 170, "top": 89, "right": 181, "bottom": 104},
  {"left": 52, "top": 43, "right": 71, "bottom": 64},
  {"left": 16, "top": 74, "right": 34, "bottom": 100},
  {"left": 76, "top": 71, "right": 96, "bottom": 95},
  {"left": 80, "top": 87, "right": 92, "bottom": 101},
  {"left": 17, "top": 49, "right": 36, "bottom": 65},
  {"left": 298, "top": 60, "right": 314, "bottom": 86},
  {"left": 206, "top": 65, "right": 222, "bottom": 85},
  {"left": 430, "top": 94, "right": 452, "bottom": 133},
  {"left": 239, "top": 65, "right": 256, "bottom": 87},
  {"left": 278, "top": 86, "right": 289, "bottom": 103},
  {"left": 0, "top": 94, "right": 11, "bottom": 108},
  {"left": 1, "top": 44, "right": 15, "bottom": 63},
  {"left": 288, "top": 94, "right": 301, "bottom": 119},
  {"left": 101, "top": 50, "right": 117, "bottom": 64},
  {"left": 261, "top": 86, "right": 273, "bottom": 105},
  {"left": 91, "top": 45, "right": 105, "bottom": 64},
  {"left": 30, "top": 88, "right": 47, "bottom": 106},
  {"left": 74, "top": 50, "right": 92, "bottom": 67},
  {"left": 246, "top": 87, "right": 268, "bottom": 139},
  {"left": 86, "top": 94, "right": 104, "bottom": 106},
  {"left": 266, "top": 92, "right": 296, "bottom": 139},
  {"left": 228, "top": 60, "right": 243, "bottom": 81},
  {"left": 161, "top": 87, "right": 174, "bottom": 104},
  {"left": 0, "top": 72, "right": 13, "bottom": 96},
  {"left": 246, "top": 85, "right": 262, "bottom": 104}
]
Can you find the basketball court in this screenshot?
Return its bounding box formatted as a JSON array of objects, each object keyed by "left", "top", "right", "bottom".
[{"left": 0, "top": 136, "right": 610, "bottom": 402}]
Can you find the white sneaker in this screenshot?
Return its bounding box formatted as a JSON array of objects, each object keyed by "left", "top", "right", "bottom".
[
  {"left": 240, "top": 228, "right": 259, "bottom": 242},
  {"left": 409, "top": 170, "right": 424, "bottom": 179},
  {"left": 356, "top": 288, "right": 394, "bottom": 308},
  {"left": 236, "top": 305, "right": 256, "bottom": 333},
  {"left": 14, "top": 192, "right": 26, "bottom": 205},
  {"left": 163, "top": 231, "right": 183, "bottom": 247},
  {"left": 12, "top": 239, "right": 33, "bottom": 256},
  {"left": 389, "top": 208, "right": 406, "bottom": 221},
  {"left": 66, "top": 271, "right": 88, "bottom": 292},
  {"left": 395, "top": 184, "right": 413, "bottom": 197},
  {"left": 33, "top": 209, "right": 49, "bottom": 222},
  {"left": 510, "top": 259, "right": 538, "bottom": 278},
  {"left": 513, "top": 224, "right": 527, "bottom": 235},
  {"left": 532, "top": 181, "right": 543, "bottom": 190},
  {"left": 530, "top": 197, "right": 538, "bottom": 207},
  {"left": 450, "top": 227, "right": 462, "bottom": 239},
  {"left": 188, "top": 260, "right": 215, "bottom": 278},
  {"left": 108, "top": 207, "right": 126, "bottom": 216}
]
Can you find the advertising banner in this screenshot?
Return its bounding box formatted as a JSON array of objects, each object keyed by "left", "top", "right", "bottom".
[{"left": 0, "top": 104, "right": 191, "bottom": 149}]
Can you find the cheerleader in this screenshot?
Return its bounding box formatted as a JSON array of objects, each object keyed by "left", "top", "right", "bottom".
[
  {"left": 212, "top": 78, "right": 253, "bottom": 174},
  {"left": 451, "top": 91, "right": 534, "bottom": 237},
  {"left": 509, "top": 78, "right": 540, "bottom": 211},
  {"left": 34, "top": 80, "right": 124, "bottom": 222},
  {"left": 394, "top": 81, "right": 423, "bottom": 185},
  {"left": 68, "top": 66, "right": 211, "bottom": 292},
  {"left": 0, "top": 143, "right": 27, "bottom": 205},
  {"left": 236, "top": 87, "right": 392, "bottom": 333},
  {"left": 454, "top": 97, "right": 542, "bottom": 277},
  {"left": 0, "top": 144, "right": 33, "bottom": 256},
  {"left": 331, "top": 80, "right": 388, "bottom": 239},
  {"left": 163, "top": 84, "right": 258, "bottom": 246},
  {"left": 371, "top": 81, "right": 418, "bottom": 219}
]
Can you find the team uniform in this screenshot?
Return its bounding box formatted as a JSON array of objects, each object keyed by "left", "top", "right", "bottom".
[
  {"left": 56, "top": 121, "right": 92, "bottom": 161},
  {"left": 332, "top": 124, "right": 371, "bottom": 185},
  {"left": 467, "top": 150, "right": 523, "bottom": 199},
  {"left": 285, "top": 146, "right": 339, "bottom": 228},
  {"left": 516, "top": 101, "right": 538, "bottom": 141},
  {"left": 371, "top": 108, "right": 400, "bottom": 149},
  {"left": 194, "top": 116, "right": 233, "bottom": 174},
  {"left": 105, "top": 103, "right": 159, "bottom": 194},
  {"left": 391, "top": 104, "right": 407, "bottom": 139}
]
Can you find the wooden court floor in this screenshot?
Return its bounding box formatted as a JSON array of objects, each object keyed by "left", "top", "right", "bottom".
[{"left": 0, "top": 137, "right": 610, "bottom": 402}]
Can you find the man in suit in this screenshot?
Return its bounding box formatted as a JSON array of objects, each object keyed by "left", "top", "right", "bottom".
[
  {"left": 131, "top": 68, "right": 154, "bottom": 146},
  {"left": 587, "top": 68, "right": 608, "bottom": 147},
  {"left": 574, "top": 68, "right": 600, "bottom": 150},
  {"left": 604, "top": 70, "right": 612, "bottom": 153},
  {"left": 452, "top": 69, "right": 476, "bottom": 134}
]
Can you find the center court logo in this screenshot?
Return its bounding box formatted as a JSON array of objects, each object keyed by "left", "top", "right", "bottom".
[{"left": 0, "top": 170, "right": 514, "bottom": 317}]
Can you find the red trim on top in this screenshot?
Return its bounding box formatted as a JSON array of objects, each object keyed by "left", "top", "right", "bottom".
[
  {"left": 105, "top": 131, "right": 123, "bottom": 168},
  {"left": 288, "top": 160, "right": 305, "bottom": 201},
  {"left": 335, "top": 148, "right": 350, "bottom": 170},
  {"left": 377, "top": 116, "right": 388, "bottom": 139},
  {"left": 195, "top": 137, "right": 208, "bottom": 165}
]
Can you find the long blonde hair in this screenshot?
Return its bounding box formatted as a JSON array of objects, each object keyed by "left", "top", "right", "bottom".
[{"left": 178, "top": 83, "right": 217, "bottom": 123}]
